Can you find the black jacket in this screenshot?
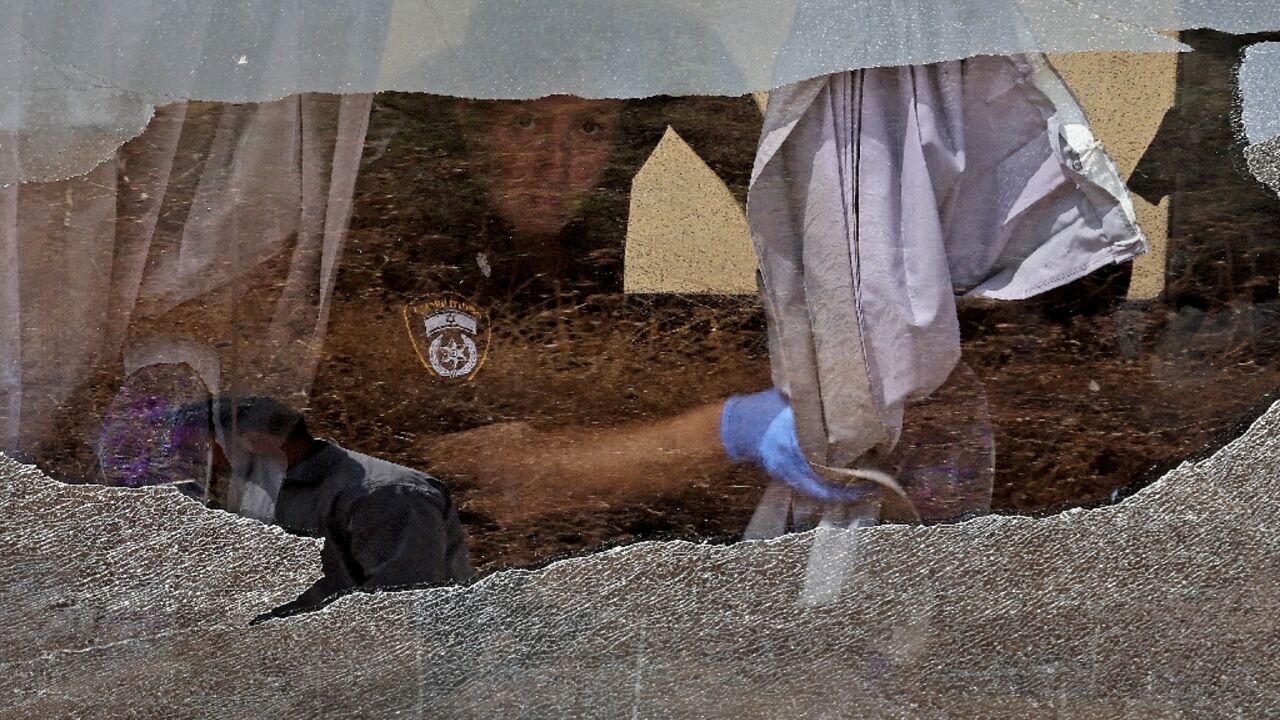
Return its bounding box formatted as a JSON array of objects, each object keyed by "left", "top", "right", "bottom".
[{"left": 264, "top": 441, "right": 473, "bottom": 619}]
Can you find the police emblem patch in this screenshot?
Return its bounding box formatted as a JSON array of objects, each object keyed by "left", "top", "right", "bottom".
[{"left": 403, "top": 297, "right": 490, "bottom": 380}]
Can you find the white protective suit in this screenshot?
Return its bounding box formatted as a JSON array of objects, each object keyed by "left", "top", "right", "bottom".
[{"left": 748, "top": 54, "right": 1146, "bottom": 471}]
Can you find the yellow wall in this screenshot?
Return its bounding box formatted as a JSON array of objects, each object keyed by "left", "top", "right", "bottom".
[
  {"left": 1049, "top": 52, "right": 1178, "bottom": 300},
  {"left": 623, "top": 127, "right": 758, "bottom": 294}
]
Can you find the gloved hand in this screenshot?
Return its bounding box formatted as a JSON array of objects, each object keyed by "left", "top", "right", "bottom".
[{"left": 721, "top": 389, "right": 874, "bottom": 504}]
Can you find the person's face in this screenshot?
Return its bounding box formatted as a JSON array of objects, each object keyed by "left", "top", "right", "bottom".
[
  {"left": 170, "top": 426, "right": 238, "bottom": 510},
  {"left": 461, "top": 95, "right": 622, "bottom": 239}
]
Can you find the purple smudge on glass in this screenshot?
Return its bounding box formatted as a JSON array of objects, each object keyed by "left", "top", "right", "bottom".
[{"left": 97, "top": 363, "right": 210, "bottom": 488}]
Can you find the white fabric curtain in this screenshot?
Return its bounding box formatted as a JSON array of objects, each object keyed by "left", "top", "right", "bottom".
[{"left": 0, "top": 94, "right": 370, "bottom": 453}]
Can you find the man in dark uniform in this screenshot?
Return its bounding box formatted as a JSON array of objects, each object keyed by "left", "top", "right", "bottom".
[{"left": 174, "top": 396, "right": 473, "bottom": 620}]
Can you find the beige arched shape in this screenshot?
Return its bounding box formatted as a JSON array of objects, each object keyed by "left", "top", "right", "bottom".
[{"left": 623, "top": 126, "right": 757, "bottom": 294}]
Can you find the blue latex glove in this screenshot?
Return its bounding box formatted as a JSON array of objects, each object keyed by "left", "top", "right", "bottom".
[{"left": 721, "top": 389, "right": 874, "bottom": 504}]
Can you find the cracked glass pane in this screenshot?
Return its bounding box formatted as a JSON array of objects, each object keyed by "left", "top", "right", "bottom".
[
  {"left": 1241, "top": 42, "right": 1280, "bottom": 195},
  {"left": 3, "top": 403, "right": 1278, "bottom": 715},
  {"left": 2, "top": 2, "right": 1280, "bottom": 715}
]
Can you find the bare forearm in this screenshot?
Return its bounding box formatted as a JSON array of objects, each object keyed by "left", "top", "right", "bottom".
[
  {"left": 562, "top": 401, "right": 731, "bottom": 494},
  {"left": 421, "top": 401, "right": 731, "bottom": 516}
]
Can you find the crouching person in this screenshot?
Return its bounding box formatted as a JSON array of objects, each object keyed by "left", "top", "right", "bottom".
[{"left": 173, "top": 396, "right": 473, "bottom": 622}]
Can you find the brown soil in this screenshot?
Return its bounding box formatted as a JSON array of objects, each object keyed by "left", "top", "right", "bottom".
[
  {"left": 303, "top": 94, "right": 1280, "bottom": 573},
  {"left": 309, "top": 267, "right": 1280, "bottom": 574},
  {"left": 22, "top": 92, "right": 1280, "bottom": 578}
]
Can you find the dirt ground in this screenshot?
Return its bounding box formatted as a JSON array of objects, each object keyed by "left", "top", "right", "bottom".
[
  {"left": 301, "top": 95, "right": 1280, "bottom": 573},
  {"left": 21, "top": 90, "right": 1280, "bottom": 577}
]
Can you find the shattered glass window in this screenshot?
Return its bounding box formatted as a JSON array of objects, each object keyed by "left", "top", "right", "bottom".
[{"left": 3, "top": 2, "right": 1279, "bottom": 716}]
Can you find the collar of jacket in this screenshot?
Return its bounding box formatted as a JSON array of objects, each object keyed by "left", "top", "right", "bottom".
[{"left": 283, "top": 441, "right": 347, "bottom": 486}]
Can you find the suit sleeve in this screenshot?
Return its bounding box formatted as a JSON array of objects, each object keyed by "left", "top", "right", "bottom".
[{"left": 258, "top": 546, "right": 352, "bottom": 621}]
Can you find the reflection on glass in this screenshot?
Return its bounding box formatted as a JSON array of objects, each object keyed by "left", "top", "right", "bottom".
[
  {"left": 4, "top": 19, "right": 1280, "bottom": 718},
  {"left": 460, "top": 96, "right": 624, "bottom": 243},
  {"left": 4, "top": 44, "right": 1279, "bottom": 582}
]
